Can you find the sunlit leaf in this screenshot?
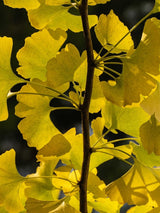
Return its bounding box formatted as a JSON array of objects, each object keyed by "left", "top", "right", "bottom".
[
  {"left": 38, "top": 134, "right": 71, "bottom": 157},
  {"left": 132, "top": 143, "right": 160, "bottom": 168},
  {"left": 106, "top": 160, "right": 160, "bottom": 206},
  {"left": 29, "top": 4, "right": 97, "bottom": 32},
  {"left": 0, "top": 149, "right": 26, "bottom": 213},
  {"left": 89, "top": 76, "right": 106, "bottom": 113},
  {"left": 152, "top": 0, "right": 160, "bottom": 13},
  {"left": 61, "top": 128, "right": 83, "bottom": 170},
  {"left": 47, "top": 44, "right": 86, "bottom": 88},
  {"left": 53, "top": 166, "right": 79, "bottom": 194},
  {"left": 25, "top": 198, "right": 67, "bottom": 213},
  {"left": 26, "top": 155, "right": 59, "bottom": 201},
  {"left": 88, "top": 197, "right": 121, "bottom": 213},
  {"left": 95, "top": 10, "right": 134, "bottom": 53},
  {"left": 0, "top": 37, "right": 24, "bottom": 121},
  {"left": 3, "top": 0, "right": 40, "bottom": 9},
  {"left": 140, "top": 114, "right": 160, "bottom": 155},
  {"left": 101, "top": 100, "right": 150, "bottom": 137},
  {"left": 15, "top": 84, "right": 60, "bottom": 150},
  {"left": 101, "top": 17, "right": 160, "bottom": 106},
  {"left": 17, "top": 28, "right": 67, "bottom": 81},
  {"left": 141, "top": 82, "right": 160, "bottom": 122}
]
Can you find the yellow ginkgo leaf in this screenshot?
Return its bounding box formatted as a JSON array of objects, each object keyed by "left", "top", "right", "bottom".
[
  {"left": 88, "top": 197, "right": 121, "bottom": 213},
  {"left": 152, "top": 0, "right": 160, "bottom": 13},
  {"left": 106, "top": 160, "right": 160, "bottom": 206},
  {"left": 0, "top": 149, "right": 26, "bottom": 213},
  {"left": 101, "top": 100, "right": 150, "bottom": 137},
  {"left": 0, "top": 37, "right": 24, "bottom": 121},
  {"left": 101, "top": 17, "right": 160, "bottom": 106},
  {"left": 25, "top": 198, "right": 67, "bottom": 213},
  {"left": 4, "top": 0, "right": 97, "bottom": 32},
  {"left": 127, "top": 204, "right": 158, "bottom": 213},
  {"left": 141, "top": 82, "right": 160, "bottom": 122},
  {"left": 47, "top": 44, "right": 86, "bottom": 88},
  {"left": 38, "top": 134, "right": 71, "bottom": 157},
  {"left": 95, "top": 10, "right": 134, "bottom": 53},
  {"left": 140, "top": 114, "right": 160, "bottom": 155},
  {"left": 17, "top": 28, "right": 67, "bottom": 81},
  {"left": 26, "top": 155, "right": 59, "bottom": 201},
  {"left": 15, "top": 83, "right": 60, "bottom": 150},
  {"left": 3, "top": 0, "right": 40, "bottom": 9}
]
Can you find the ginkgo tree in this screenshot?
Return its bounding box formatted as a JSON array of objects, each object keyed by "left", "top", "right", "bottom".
[{"left": 0, "top": 0, "right": 160, "bottom": 212}]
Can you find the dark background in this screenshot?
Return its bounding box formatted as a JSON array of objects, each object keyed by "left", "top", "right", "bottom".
[{"left": 0, "top": 1, "right": 156, "bottom": 211}]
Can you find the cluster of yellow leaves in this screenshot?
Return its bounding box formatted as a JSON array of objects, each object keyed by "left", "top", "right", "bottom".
[{"left": 1, "top": 0, "right": 160, "bottom": 212}]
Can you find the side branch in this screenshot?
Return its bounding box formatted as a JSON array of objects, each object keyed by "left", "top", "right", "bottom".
[{"left": 79, "top": 1, "right": 95, "bottom": 213}]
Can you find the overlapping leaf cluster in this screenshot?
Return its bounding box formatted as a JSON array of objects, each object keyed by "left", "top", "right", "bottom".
[{"left": 1, "top": 0, "right": 160, "bottom": 212}]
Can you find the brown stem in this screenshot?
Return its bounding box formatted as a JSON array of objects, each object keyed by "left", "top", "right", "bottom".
[{"left": 79, "top": 0, "right": 95, "bottom": 212}]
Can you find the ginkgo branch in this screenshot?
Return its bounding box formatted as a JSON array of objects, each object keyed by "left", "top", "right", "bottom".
[{"left": 79, "top": 0, "right": 95, "bottom": 212}]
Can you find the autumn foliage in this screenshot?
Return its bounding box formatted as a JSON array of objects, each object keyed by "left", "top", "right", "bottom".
[{"left": 0, "top": 0, "right": 160, "bottom": 212}]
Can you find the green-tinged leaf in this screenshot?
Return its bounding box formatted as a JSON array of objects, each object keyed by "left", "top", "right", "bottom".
[
  {"left": 88, "top": 197, "right": 121, "bottom": 213},
  {"left": 95, "top": 10, "right": 134, "bottom": 53},
  {"left": 38, "top": 134, "right": 71, "bottom": 157},
  {"left": 0, "top": 37, "right": 24, "bottom": 121},
  {"left": 106, "top": 160, "right": 160, "bottom": 206},
  {"left": 101, "top": 100, "right": 150, "bottom": 137},
  {"left": 133, "top": 143, "right": 160, "bottom": 168},
  {"left": 141, "top": 82, "right": 160, "bottom": 122},
  {"left": 101, "top": 17, "right": 160, "bottom": 106},
  {"left": 28, "top": 4, "right": 97, "bottom": 32},
  {"left": 140, "top": 114, "right": 160, "bottom": 155},
  {"left": 15, "top": 84, "right": 60, "bottom": 150},
  {"left": 3, "top": 0, "right": 40, "bottom": 9},
  {"left": 25, "top": 197, "right": 67, "bottom": 213},
  {"left": 47, "top": 44, "right": 86, "bottom": 88},
  {"left": 17, "top": 28, "right": 67, "bottom": 81},
  {"left": 26, "top": 155, "right": 59, "bottom": 201},
  {"left": 0, "top": 149, "right": 26, "bottom": 213}
]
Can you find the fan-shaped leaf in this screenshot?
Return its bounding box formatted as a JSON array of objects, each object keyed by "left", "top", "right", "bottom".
[
  {"left": 101, "top": 100, "right": 150, "bottom": 137},
  {"left": 17, "top": 28, "right": 67, "bottom": 81},
  {"left": 101, "top": 17, "right": 160, "bottom": 106},
  {"left": 15, "top": 84, "right": 60, "bottom": 150},
  {"left": 0, "top": 37, "right": 24, "bottom": 121},
  {"left": 0, "top": 149, "right": 26, "bottom": 213},
  {"left": 95, "top": 10, "right": 134, "bottom": 53}
]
